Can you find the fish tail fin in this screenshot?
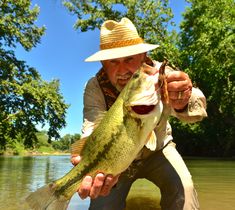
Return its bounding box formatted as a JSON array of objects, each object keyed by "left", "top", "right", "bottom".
[{"left": 26, "top": 184, "right": 70, "bottom": 210}]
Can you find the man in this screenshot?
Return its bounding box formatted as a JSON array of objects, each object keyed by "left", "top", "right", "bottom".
[{"left": 71, "top": 17, "right": 207, "bottom": 210}]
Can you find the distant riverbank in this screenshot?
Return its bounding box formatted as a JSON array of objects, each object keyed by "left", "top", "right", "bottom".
[
  {"left": 2, "top": 150, "right": 235, "bottom": 160},
  {"left": 0, "top": 148, "right": 70, "bottom": 157}
]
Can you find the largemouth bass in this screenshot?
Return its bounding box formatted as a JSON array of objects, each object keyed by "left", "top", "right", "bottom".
[{"left": 26, "top": 62, "right": 164, "bottom": 210}]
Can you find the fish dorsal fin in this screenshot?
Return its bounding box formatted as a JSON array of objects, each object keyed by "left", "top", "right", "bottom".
[
  {"left": 93, "top": 111, "right": 107, "bottom": 129},
  {"left": 71, "top": 137, "right": 87, "bottom": 155},
  {"left": 145, "top": 131, "right": 157, "bottom": 151}
]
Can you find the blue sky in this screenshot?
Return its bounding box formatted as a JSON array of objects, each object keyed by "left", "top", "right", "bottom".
[{"left": 15, "top": 0, "right": 189, "bottom": 137}]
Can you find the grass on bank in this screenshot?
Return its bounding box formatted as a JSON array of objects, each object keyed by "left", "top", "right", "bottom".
[
  {"left": 1, "top": 131, "right": 74, "bottom": 156},
  {"left": 1, "top": 140, "right": 68, "bottom": 156},
  {"left": 1, "top": 145, "right": 67, "bottom": 156}
]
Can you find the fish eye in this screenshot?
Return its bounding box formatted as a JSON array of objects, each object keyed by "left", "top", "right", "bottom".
[{"left": 133, "top": 73, "right": 139, "bottom": 79}]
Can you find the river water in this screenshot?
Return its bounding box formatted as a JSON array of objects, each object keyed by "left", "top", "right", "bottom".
[{"left": 0, "top": 155, "right": 234, "bottom": 210}]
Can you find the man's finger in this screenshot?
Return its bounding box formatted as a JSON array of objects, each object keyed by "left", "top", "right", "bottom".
[
  {"left": 168, "top": 87, "right": 192, "bottom": 100},
  {"left": 167, "top": 79, "right": 191, "bottom": 91},
  {"left": 78, "top": 175, "right": 93, "bottom": 199},
  {"left": 166, "top": 72, "right": 192, "bottom": 91},
  {"left": 100, "top": 174, "right": 119, "bottom": 196},
  {"left": 70, "top": 155, "right": 81, "bottom": 166},
  {"left": 166, "top": 71, "right": 189, "bottom": 82},
  {"left": 89, "top": 173, "right": 106, "bottom": 199}
]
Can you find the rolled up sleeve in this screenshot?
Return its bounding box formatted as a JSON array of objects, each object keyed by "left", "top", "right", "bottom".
[
  {"left": 82, "top": 77, "right": 106, "bottom": 137},
  {"left": 171, "top": 87, "right": 207, "bottom": 123}
]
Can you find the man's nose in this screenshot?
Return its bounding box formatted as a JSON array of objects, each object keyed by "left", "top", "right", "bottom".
[{"left": 117, "top": 62, "right": 128, "bottom": 74}]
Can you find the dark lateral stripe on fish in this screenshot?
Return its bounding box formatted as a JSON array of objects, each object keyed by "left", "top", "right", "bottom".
[
  {"left": 54, "top": 124, "right": 126, "bottom": 196},
  {"left": 123, "top": 114, "right": 142, "bottom": 129}
]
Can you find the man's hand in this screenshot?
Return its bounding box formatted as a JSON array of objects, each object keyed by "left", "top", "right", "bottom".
[
  {"left": 166, "top": 71, "right": 192, "bottom": 111},
  {"left": 71, "top": 155, "right": 119, "bottom": 199}
]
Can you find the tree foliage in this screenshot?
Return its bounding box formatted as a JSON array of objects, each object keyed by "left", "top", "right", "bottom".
[
  {"left": 0, "top": 0, "right": 68, "bottom": 150},
  {"left": 52, "top": 133, "right": 81, "bottom": 151},
  {"left": 176, "top": 0, "right": 235, "bottom": 156},
  {"left": 0, "top": 0, "right": 45, "bottom": 50}
]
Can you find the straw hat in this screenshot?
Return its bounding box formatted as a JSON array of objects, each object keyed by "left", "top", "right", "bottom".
[{"left": 85, "top": 17, "right": 159, "bottom": 62}]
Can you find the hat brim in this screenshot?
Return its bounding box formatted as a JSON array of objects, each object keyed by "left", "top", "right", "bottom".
[{"left": 85, "top": 43, "right": 159, "bottom": 62}]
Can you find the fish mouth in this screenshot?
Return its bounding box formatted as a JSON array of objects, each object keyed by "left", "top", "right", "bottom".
[{"left": 131, "top": 105, "right": 155, "bottom": 115}]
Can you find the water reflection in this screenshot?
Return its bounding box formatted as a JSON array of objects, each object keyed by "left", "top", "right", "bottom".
[
  {"left": 186, "top": 160, "right": 235, "bottom": 210},
  {"left": 0, "top": 156, "right": 89, "bottom": 210},
  {"left": 0, "top": 156, "right": 234, "bottom": 210},
  {"left": 0, "top": 157, "right": 34, "bottom": 205}
]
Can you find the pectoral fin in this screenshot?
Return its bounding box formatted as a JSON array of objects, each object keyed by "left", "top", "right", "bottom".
[
  {"left": 74, "top": 111, "right": 107, "bottom": 155},
  {"left": 70, "top": 137, "right": 87, "bottom": 155},
  {"left": 145, "top": 131, "right": 157, "bottom": 151}
]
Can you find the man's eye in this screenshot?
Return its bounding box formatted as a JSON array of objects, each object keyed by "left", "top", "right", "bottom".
[
  {"left": 110, "top": 60, "right": 118, "bottom": 64},
  {"left": 125, "top": 58, "right": 133, "bottom": 63},
  {"left": 133, "top": 73, "right": 139, "bottom": 79}
]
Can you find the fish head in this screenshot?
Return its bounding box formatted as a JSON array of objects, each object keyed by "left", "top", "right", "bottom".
[{"left": 122, "top": 63, "right": 162, "bottom": 119}]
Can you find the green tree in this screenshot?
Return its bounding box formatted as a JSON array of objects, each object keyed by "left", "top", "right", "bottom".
[
  {"left": 71, "top": 133, "right": 81, "bottom": 144},
  {"left": 36, "top": 130, "right": 49, "bottom": 146},
  {"left": 63, "top": 0, "right": 179, "bottom": 63},
  {"left": 0, "top": 0, "right": 68, "bottom": 149},
  {"left": 174, "top": 0, "right": 235, "bottom": 156},
  {"left": 52, "top": 133, "right": 81, "bottom": 151}
]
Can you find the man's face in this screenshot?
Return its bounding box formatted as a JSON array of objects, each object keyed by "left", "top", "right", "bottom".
[{"left": 102, "top": 53, "right": 146, "bottom": 91}]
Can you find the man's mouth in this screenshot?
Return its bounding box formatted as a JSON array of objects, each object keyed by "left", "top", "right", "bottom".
[{"left": 117, "top": 78, "right": 130, "bottom": 86}]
